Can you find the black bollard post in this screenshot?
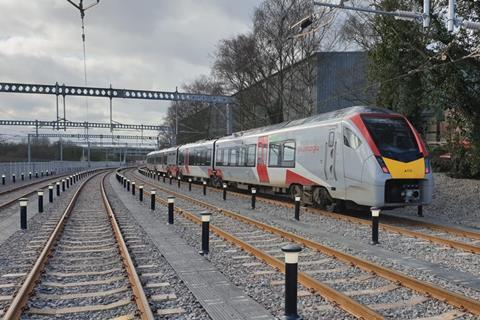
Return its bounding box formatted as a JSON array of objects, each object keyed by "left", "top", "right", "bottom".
[
  {"left": 177, "top": 176, "right": 181, "bottom": 188},
  {"left": 1, "top": 175, "right": 5, "bottom": 185},
  {"left": 29, "top": 172, "right": 32, "bottom": 180},
  {"left": 12, "top": 174, "right": 16, "bottom": 184},
  {"left": 56, "top": 182, "right": 60, "bottom": 196},
  {"left": 48, "top": 185, "right": 53, "bottom": 203},
  {"left": 19, "top": 198, "right": 28, "bottom": 230},
  {"left": 188, "top": 178, "right": 192, "bottom": 191},
  {"left": 139, "top": 186, "right": 143, "bottom": 202},
  {"left": 417, "top": 205, "right": 423, "bottom": 217},
  {"left": 251, "top": 188, "right": 256, "bottom": 209},
  {"left": 21, "top": 173, "right": 24, "bottom": 181},
  {"left": 200, "top": 211, "right": 212, "bottom": 256},
  {"left": 62, "top": 179, "right": 66, "bottom": 192},
  {"left": 371, "top": 207, "right": 380, "bottom": 245},
  {"left": 203, "top": 181, "right": 207, "bottom": 196},
  {"left": 123, "top": 178, "right": 127, "bottom": 188},
  {"left": 294, "top": 196, "right": 301, "bottom": 221},
  {"left": 41, "top": 171, "right": 44, "bottom": 177},
  {"left": 66, "top": 177, "right": 70, "bottom": 189},
  {"left": 163, "top": 173, "right": 166, "bottom": 183},
  {"left": 223, "top": 183, "right": 227, "bottom": 201},
  {"left": 168, "top": 196, "right": 175, "bottom": 224},
  {"left": 132, "top": 182, "right": 136, "bottom": 196},
  {"left": 127, "top": 180, "right": 130, "bottom": 192},
  {"left": 37, "top": 190, "right": 44, "bottom": 213},
  {"left": 151, "top": 190, "right": 156, "bottom": 210},
  {"left": 281, "top": 244, "right": 302, "bottom": 320},
  {"left": 35, "top": 171, "right": 38, "bottom": 178},
  {"left": 169, "top": 175, "right": 173, "bottom": 185},
  {"left": 157, "top": 172, "right": 160, "bottom": 181}
]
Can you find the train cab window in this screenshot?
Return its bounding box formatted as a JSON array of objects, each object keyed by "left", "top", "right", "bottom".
[
  {"left": 343, "top": 127, "right": 362, "bottom": 150},
  {"left": 247, "top": 144, "right": 256, "bottom": 167},
  {"left": 268, "top": 143, "right": 281, "bottom": 166}
]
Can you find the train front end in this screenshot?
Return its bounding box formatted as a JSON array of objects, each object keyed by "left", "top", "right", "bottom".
[{"left": 352, "top": 112, "right": 433, "bottom": 208}]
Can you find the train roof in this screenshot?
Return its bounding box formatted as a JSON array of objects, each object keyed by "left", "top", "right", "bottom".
[
  {"left": 146, "top": 146, "right": 177, "bottom": 157},
  {"left": 177, "top": 139, "right": 216, "bottom": 149},
  {"left": 220, "top": 106, "right": 394, "bottom": 140}
]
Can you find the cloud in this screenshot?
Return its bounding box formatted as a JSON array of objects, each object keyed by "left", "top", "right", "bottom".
[{"left": 0, "top": 0, "right": 262, "bottom": 141}]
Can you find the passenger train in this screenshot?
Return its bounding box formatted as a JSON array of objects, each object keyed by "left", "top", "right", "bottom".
[{"left": 146, "top": 106, "right": 433, "bottom": 210}]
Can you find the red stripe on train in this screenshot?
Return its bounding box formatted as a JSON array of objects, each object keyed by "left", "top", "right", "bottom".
[{"left": 285, "top": 170, "right": 316, "bottom": 186}]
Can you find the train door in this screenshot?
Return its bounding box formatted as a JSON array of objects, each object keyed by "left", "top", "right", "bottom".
[
  {"left": 324, "top": 127, "right": 345, "bottom": 197},
  {"left": 342, "top": 123, "right": 363, "bottom": 183},
  {"left": 256, "top": 136, "right": 270, "bottom": 183}
]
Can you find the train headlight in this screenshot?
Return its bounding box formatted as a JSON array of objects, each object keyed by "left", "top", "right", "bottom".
[
  {"left": 375, "top": 156, "right": 390, "bottom": 174},
  {"left": 424, "top": 157, "right": 431, "bottom": 174}
]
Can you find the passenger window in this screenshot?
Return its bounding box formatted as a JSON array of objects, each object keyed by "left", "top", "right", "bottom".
[
  {"left": 216, "top": 148, "right": 223, "bottom": 166},
  {"left": 230, "top": 148, "right": 238, "bottom": 166},
  {"left": 247, "top": 144, "right": 256, "bottom": 167},
  {"left": 206, "top": 149, "right": 212, "bottom": 166},
  {"left": 281, "top": 141, "right": 296, "bottom": 167},
  {"left": 344, "top": 127, "right": 362, "bottom": 150},
  {"left": 239, "top": 146, "right": 247, "bottom": 167},
  {"left": 269, "top": 143, "right": 280, "bottom": 167},
  {"left": 283, "top": 141, "right": 295, "bottom": 162}
]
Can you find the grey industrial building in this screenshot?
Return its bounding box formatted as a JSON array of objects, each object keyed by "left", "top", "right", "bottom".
[{"left": 231, "top": 51, "right": 375, "bottom": 132}]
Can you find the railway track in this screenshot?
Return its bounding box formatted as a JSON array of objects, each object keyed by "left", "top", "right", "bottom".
[
  {"left": 137, "top": 169, "right": 480, "bottom": 255},
  {"left": 1, "top": 171, "right": 154, "bottom": 319},
  {"left": 125, "top": 169, "right": 480, "bottom": 319},
  {"left": 0, "top": 171, "right": 83, "bottom": 211}
]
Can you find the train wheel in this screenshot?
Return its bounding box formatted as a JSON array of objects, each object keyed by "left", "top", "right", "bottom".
[
  {"left": 312, "top": 187, "right": 335, "bottom": 211},
  {"left": 289, "top": 184, "right": 303, "bottom": 201},
  {"left": 211, "top": 176, "right": 223, "bottom": 188}
]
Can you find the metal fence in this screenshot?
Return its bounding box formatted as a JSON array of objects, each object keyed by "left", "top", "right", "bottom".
[{"left": 0, "top": 161, "right": 123, "bottom": 178}]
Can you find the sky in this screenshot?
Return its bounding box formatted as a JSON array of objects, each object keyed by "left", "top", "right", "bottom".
[{"left": 0, "top": 0, "right": 262, "bottom": 141}]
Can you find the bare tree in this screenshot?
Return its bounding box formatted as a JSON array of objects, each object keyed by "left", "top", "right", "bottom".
[{"left": 159, "top": 75, "right": 226, "bottom": 146}]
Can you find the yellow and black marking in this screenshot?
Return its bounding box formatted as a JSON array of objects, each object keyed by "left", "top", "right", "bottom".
[{"left": 383, "top": 157, "right": 425, "bottom": 179}]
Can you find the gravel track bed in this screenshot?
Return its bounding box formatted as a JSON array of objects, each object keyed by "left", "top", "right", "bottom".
[
  {"left": 105, "top": 175, "right": 210, "bottom": 320},
  {"left": 20, "top": 172, "right": 139, "bottom": 319},
  {"left": 0, "top": 173, "right": 76, "bottom": 208},
  {"left": 129, "top": 170, "right": 479, "bottom": 319},
  {"left": 391, "top": 173, "right": 480, "bottom": 229},
  {"left": 0, "top": 174, "right": 88, "bottom": 315},
  {"left": 131, "top": 170, "right": 480, "bottom": 287}
]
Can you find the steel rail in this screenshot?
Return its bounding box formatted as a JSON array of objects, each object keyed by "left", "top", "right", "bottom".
[
  {"left": 138, "top": 169, "right": 480, "bottom": 253},
  {"left": 377, "top": 214, "right": 480, "bottom": 241},
  {"left": 2, "top": 170, "right": 102, "bottom": 320},
  {"left": 0, "top": 172, "right": 83, "bottom": 210},
  {"left": 130, "top": 170, "right": 480, "bottom": 316},
  {"left": 135, "top": 185, "right": 382, "bottom": 320},
  {"left": 100, "top": 173, "right": 154, "bottom": 320}
]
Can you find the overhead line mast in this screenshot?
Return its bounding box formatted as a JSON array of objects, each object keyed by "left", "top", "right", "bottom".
[{"left": 66, "top": 0, "right": 100, "bottom": 167}]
